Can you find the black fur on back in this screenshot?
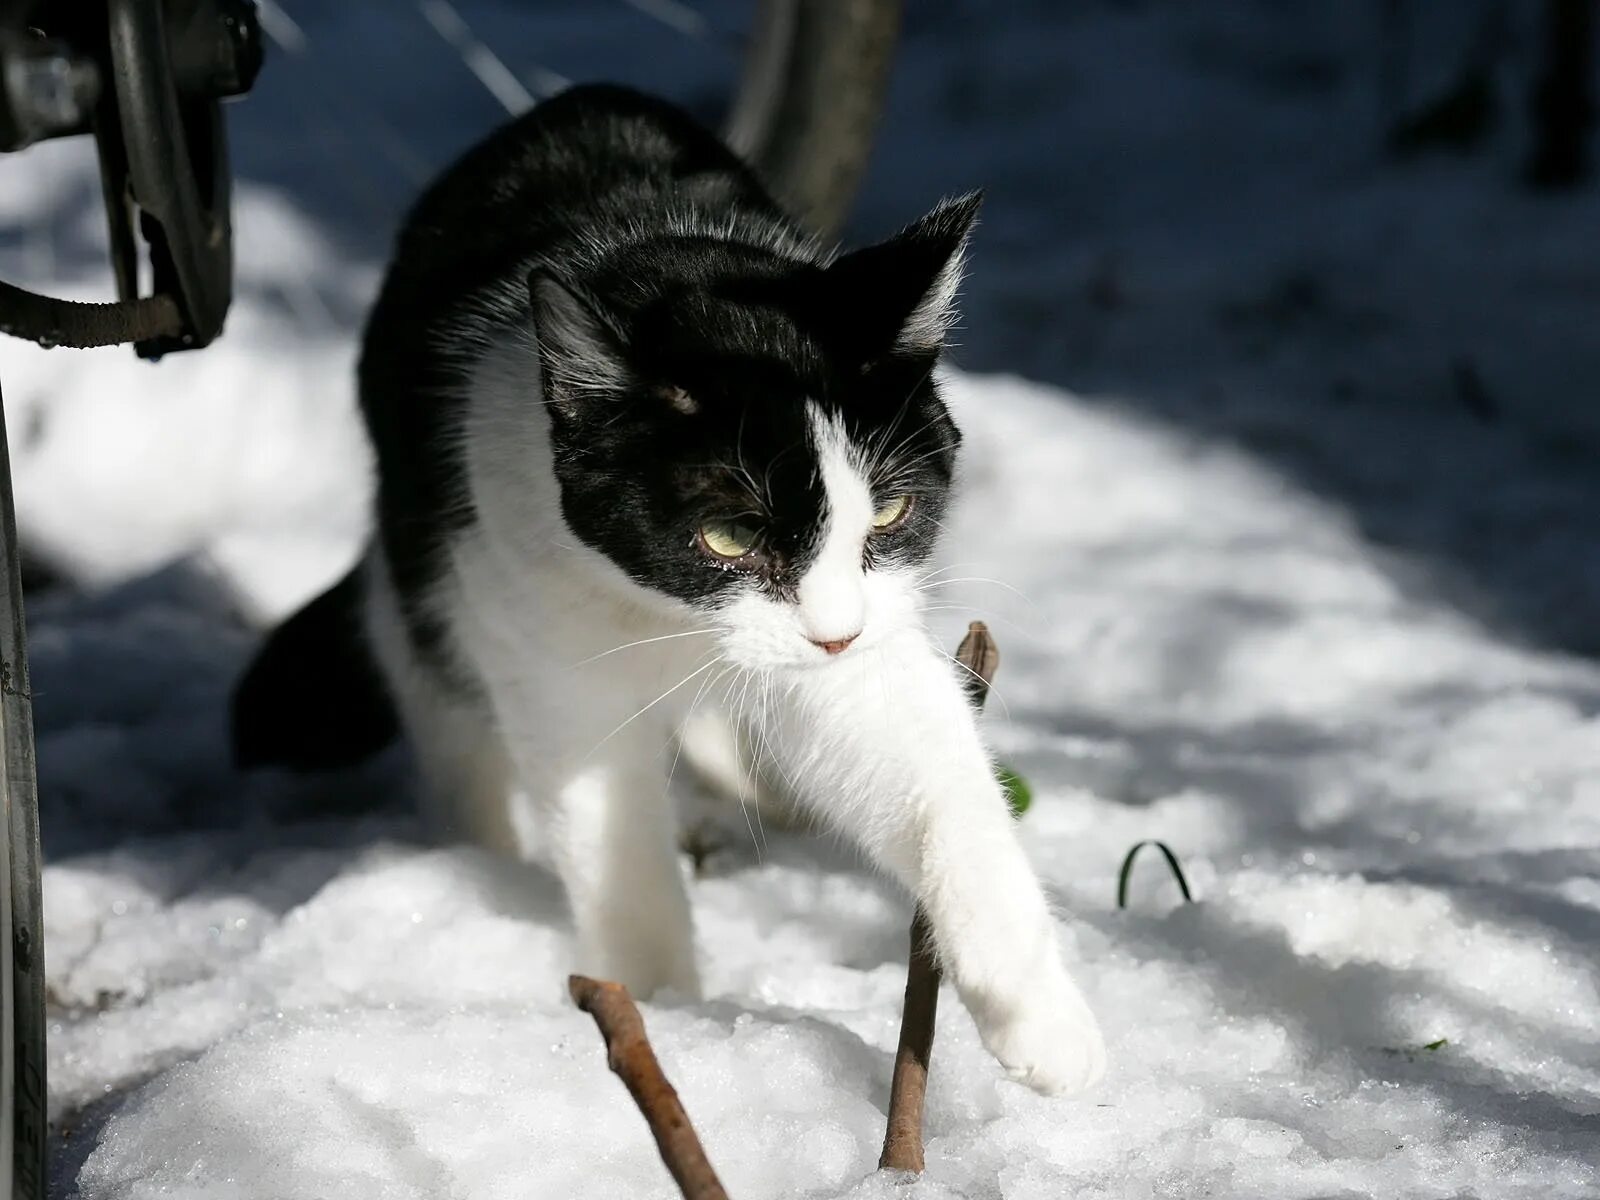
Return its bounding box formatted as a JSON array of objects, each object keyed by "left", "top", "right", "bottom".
[{"left": 359, "top": 84, "right": 796, "bottom": 683}]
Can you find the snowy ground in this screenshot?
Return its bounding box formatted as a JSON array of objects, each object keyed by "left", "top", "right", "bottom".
[{"left": 2, "top": 2, "right": 1600, "bottom": 1197}]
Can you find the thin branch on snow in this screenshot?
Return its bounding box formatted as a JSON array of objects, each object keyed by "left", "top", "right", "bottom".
[
  {"left": 879, "top": 908, "right": 941, "bottom": 1172},
  {"left": 569, "top": 975, "right": 730, "bottom": 1200},
  {"left": 879, "top": 621, "right": 999, "bottom": 1174}
]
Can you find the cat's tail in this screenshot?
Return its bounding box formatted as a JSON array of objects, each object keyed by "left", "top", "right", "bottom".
[{"left": 231, "top": 565, "right": 401, "bottom": 771}]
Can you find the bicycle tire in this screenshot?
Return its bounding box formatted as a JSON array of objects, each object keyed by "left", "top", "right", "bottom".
[
  {"left": 725, "top": 0, "right": 901, "bottom": 240},
  {"left": 0, "top": 378, "right": 45, "bottom": 1200}
]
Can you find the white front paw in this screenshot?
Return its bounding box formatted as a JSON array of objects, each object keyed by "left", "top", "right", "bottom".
[
  {"left": 580, "top": 915, "right": 701, "bottom": 999},
  {"left": 977, "top": 978, "right": 1107, "bottom": 1095}
]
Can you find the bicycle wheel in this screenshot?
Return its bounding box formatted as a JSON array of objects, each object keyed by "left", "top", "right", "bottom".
[
  {"left": 0, "top": 378, "right": 45, "bottom": 1200},
  {"left": 725, "top": 0, "right": 901, "bottom": 239}
]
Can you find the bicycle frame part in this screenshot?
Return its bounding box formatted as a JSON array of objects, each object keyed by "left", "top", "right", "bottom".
[
  {"left": 0, "top": 0, "right": 261, "bottom": 357},
  {"left": 0, "top": 378, "right": 45, "bottom": 1200}
]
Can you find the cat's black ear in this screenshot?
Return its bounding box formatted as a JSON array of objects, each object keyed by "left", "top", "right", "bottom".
[
  {"left": 528, "top": 270, "right": 629, "bottom": 416},
  {"left": 823, "top": 191, "right": 982, "bottom": 357}
]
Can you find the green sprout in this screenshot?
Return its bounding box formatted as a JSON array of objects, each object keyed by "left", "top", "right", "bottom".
[
  {"left": 1116, "top": 840, "right": 1195, "bottom": 908},
  {"left": 995, "top": 764, "right": 1032, "bottom": 816}
]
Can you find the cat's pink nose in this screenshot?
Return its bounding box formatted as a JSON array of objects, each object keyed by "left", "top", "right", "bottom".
[{"left": 810, "top": 633, "right": 859, "bottom": 656}]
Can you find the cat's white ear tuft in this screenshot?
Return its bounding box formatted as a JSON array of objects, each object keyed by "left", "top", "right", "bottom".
[
  {"left": 821, "top": 191, "right": 983, "bottom": 359},
  {"left": 528, "top": 271, "right": 628, "bottom": 414},
  {"left": 895, "top": 192, "right": 983, "bottom": 354}
]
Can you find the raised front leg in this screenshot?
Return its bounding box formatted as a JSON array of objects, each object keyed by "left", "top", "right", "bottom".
[{"left": 770, "top": 630, "right": 1106, "bottom": 1093}]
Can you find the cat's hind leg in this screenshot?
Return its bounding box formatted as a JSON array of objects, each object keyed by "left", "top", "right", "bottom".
[
  {"left": 362, "top": 551, "right": 525, "bottom": 856},
  {"left": 400, "top": 685, "right": 523, "bottom": 855}
]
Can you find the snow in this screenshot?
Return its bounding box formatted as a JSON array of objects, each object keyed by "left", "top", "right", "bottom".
[{"left": 2, "top": 1, "right": 1599, "bottom": 1197}]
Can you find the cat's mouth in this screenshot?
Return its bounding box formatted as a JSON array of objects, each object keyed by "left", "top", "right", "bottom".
[
  {"left": 794, "top": 629, "right": 874, "bottom": 667},
  {"left": 807, "top": 633, "right": 860, "bottom": 657}
]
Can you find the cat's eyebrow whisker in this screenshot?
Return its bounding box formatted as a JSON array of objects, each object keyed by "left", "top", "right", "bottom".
[
  {"left": 916, "top": 604, "right": 1039, "bottom": 639},
  {"left": 865, "top": 368, "right": 943, "bottom": 471},
  {"left": 711, "top": 451, "right": 765, "bottom": 512},
  {"left": 917, "top": 574, "right": 1028, "bottom": 594},
  {"left": 884, "top": 408, "right": 944, "bottom": 456},
  {"left": 915, "top": 576, "right": 1037, "bottom": 608},
  {"left": 761, "top": 457, "right": 780, "bottom": 511},
  {"left": 871, "top": 407, "right": 946, "bottom": 480},
  {"left": 586, "top": 656, "right": 723, "bottom": 758},
  {"left": 883, "top": 441, "right": 955, "bottom": 474},
  {"left": 861, "top": 399, "right": 913, "bottom": 478},
  {"left": 573, "top": 627, "right": 717, "bottom": 665},
  {"left": 915, "top": 560, "right": 987, "bottom": 581},
  {"left": 692, "top": 462, "right": 769, "bottom": 513},
  {"left": 732, "top": 406, "right": 765, "bottom": 508}
]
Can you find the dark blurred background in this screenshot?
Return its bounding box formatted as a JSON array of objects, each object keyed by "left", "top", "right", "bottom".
[{"left": 251, "top": 1, "right": 1600, "bottom": 664}]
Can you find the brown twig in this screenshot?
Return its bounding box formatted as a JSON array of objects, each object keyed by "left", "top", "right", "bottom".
[
  {"left": 952, "top": 621, "right": 999, "bottom": 709},
  {"left": 568, "top": 975, "right": 730, "bottom": 1200},
  {"left": 878, "top": 621, "right": 999, "bottom": 1173},
  {"left": 878, "top": 909, "right": 941, "bottom": 1172}
]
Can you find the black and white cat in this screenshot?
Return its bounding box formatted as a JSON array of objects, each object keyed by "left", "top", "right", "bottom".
[{"left": 235, "top": 85, "right": 1105, "bottom": 1093}]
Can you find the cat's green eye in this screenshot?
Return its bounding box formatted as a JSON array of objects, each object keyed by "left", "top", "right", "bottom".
[
  {"left": 872, "top": 494, "right": 912, "bottom": 530},
  {"left": 700, "top": 520, "right": 759, "bottom": 560}
]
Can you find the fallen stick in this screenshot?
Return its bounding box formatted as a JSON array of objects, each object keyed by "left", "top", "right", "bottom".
[
  {"left": 878, "top": 908, "right": 940, "bottom": 1172},
  {"left": 569, "top": 975, "right": 730, "bottom": 1200},
  {"left": 878, "top": 621, "right": 999, "bottom": 1173}
]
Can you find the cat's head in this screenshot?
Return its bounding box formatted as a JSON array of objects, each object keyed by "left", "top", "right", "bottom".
[{"left": 529, "top": 193, "right": 981, "bottom": 670}]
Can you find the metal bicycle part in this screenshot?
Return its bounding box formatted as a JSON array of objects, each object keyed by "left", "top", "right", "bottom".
[
  {"left": 725, "top": 0, "right": 902, "bottom": 240},
  {"left": 0, "top": 0, "right": 260, "bottom": 356},
  {"left": 0, "top": 381, "right": 45, "bottom": 1200},
  {"left": 108, "top": 0, "right": 230, "bottom": 355}
]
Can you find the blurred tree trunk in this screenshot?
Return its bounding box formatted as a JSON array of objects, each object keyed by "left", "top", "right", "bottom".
[{"left": 1525, "top": 0, "right": 1595, "bottom": 187}]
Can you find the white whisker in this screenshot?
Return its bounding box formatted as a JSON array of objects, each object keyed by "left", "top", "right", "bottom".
[
  {"left": 574, "top": 627, "right": 716, "bottom": 665},
  {"left": 938, "top": 649, "right": 1012, "bottom": 719},
  {"left": 916, "top": 576, "right": 1037, "bottom": 607},
  {"left": 917, "top": 604, "right": 1037, "bottom": 638},
  {"left": 586, "top": 656, "right": 722, "bottom": 757},
  {"left": 726, "top": 668, "right": 768, "bottom": 860},
  {"left": 665, "top": 663, "right": 739, "bottom": 822}
]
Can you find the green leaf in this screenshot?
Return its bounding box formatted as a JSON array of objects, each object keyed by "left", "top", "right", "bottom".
[{"left": 996, "top": 764, "right": 1032, "bottom": 816}]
